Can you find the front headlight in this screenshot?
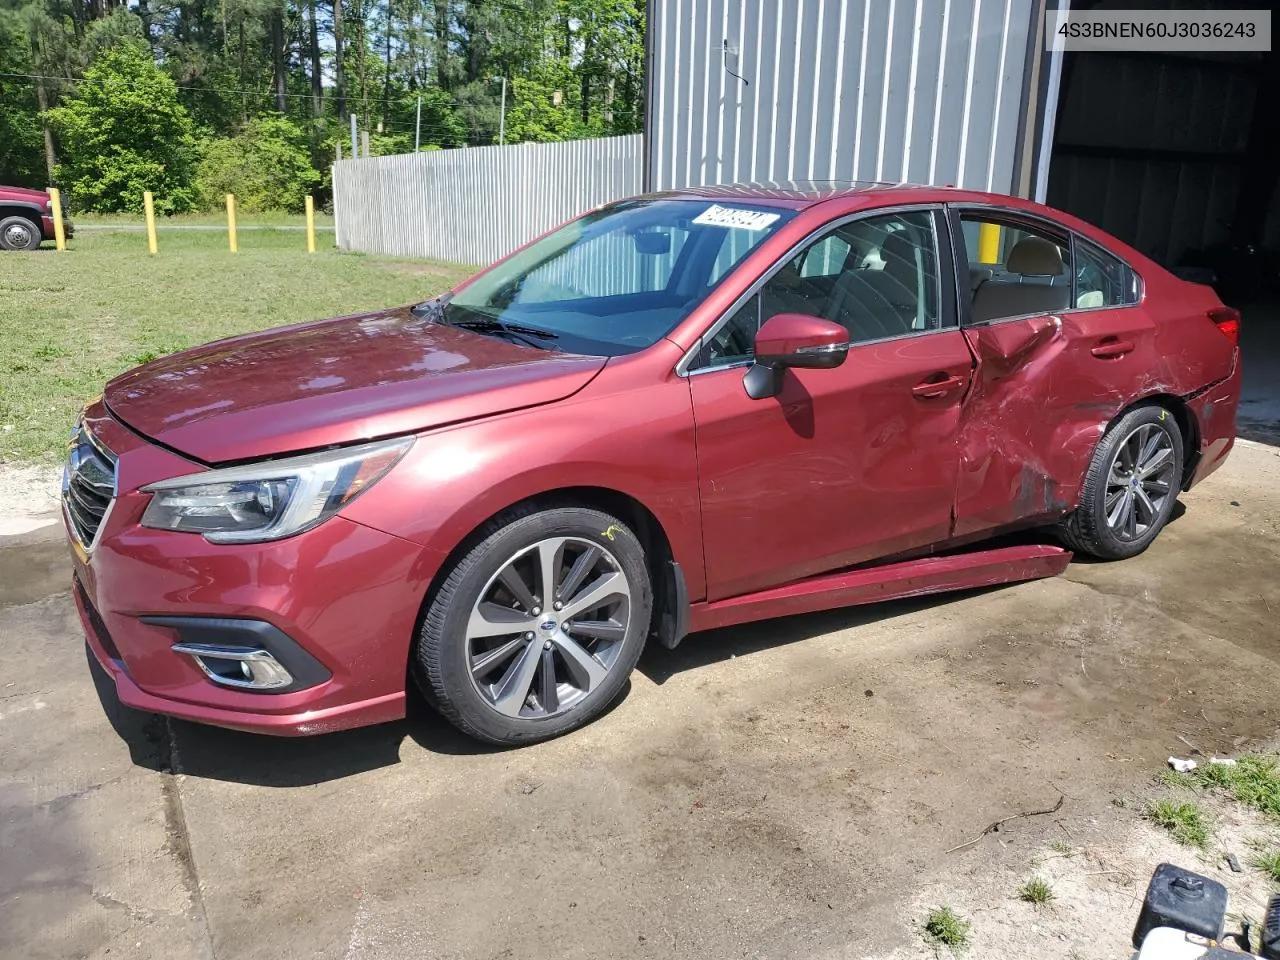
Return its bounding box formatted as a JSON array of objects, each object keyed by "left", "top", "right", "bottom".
[{"left": 140, "top": 436, "right": 413, "bottom": 543}]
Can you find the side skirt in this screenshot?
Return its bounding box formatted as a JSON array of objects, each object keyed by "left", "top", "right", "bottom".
[{"left": 687, "top": 543, "right": 1071, "bottom": 634}]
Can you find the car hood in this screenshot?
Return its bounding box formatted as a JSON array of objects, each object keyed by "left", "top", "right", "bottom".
[
  {"left": 104, "top": 307, "right": 607, "bottom": 463},
  {"left": 3, "top": 186, "right": 49, "bottom": 204}
]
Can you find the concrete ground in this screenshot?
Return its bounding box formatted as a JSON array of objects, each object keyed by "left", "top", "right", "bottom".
[{"left": 2, "top": 434, "right": 1279, "bottom": 960}]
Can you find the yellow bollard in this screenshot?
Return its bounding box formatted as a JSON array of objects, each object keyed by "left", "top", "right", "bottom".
[
  {"left": 977, "top": 221, "right": 1002, "bottom": 264},
  {"left": 143, "top": 191, "right": 158, "bottom": 256},
  {"left": 226, "top": 194, "right": 238, "bottom": 253},
  {"left": 305, "top": 196, "right": 316, "bottom": 254},
  {"left": 48, "top": 188, "right": 66, "bottom": 252}
]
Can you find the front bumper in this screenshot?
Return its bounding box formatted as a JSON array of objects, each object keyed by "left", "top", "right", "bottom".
[
  {"left": 68, "top": 402, "right": 440, "bottom": 736},
  {"left": 40, "top": 214, "right": 73, "bottom": 241}
]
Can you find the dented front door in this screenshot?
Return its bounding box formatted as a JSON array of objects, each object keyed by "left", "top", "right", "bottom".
[{"left": 953, "top": 305, "right": 1160, "bottom": 537}]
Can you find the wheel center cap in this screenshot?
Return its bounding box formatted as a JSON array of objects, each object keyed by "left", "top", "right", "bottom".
[{"left": 540, "top": 619, "right": 558, "bottom": 632}]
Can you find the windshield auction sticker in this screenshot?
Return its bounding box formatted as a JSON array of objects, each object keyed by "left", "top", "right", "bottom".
[{"left": 693, "top": 205, "right": 781, "bottom": 231}]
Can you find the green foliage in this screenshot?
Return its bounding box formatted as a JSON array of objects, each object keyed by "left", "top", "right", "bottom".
[
  {"left": 45, "top": 44, "right": 197, "bottom": 214},
  {"left": 503, "top": 61, "right": 590, "bottom": 144},
  {"left": 1162, "top": 755, "right": 1280, "bottom": 820},
  {"left": 0, "top": 19, "right": 46, "bottom": 187},
  {"left": 1146, "top": 799, "right": 1210, "bottom": 848},
  {"left": 410, "top": 88, "right": 467, "bottom": 149},
  {"left": 1194, "top": 756, "right": 1280, "bottom": 818},
  {"left": 1018, "top": 877, "right": 1055, "bottom": 906},
  {"left": 3, "top": 0, "right": 645, "bottom": 210},
  {"left": 196, "top": 116, "right": 321, "bottom": 213},
  {"left": 1250, "top": 847, "right": 1280, "bottom": 884},
  {"left": 923, "top": 907, "right": 972, "bottom": 952}
]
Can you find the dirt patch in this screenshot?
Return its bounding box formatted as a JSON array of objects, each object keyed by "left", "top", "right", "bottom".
[
  {"left": 0, "top": 463, "right": 62, "bottom": 535},
  {"left": 888, "top": 767, "right": 1280, "bottom": 959},
  {"left": 4, "top": 442, "right": 1279, "bottom": 959}
]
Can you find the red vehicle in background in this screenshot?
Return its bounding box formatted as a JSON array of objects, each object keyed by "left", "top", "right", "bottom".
[
  {"left": 64, "top": 183, "right": 1241, "bottom": 746},
  {"left": 0, "top": 185, "right": 73, "bottom": 250}
]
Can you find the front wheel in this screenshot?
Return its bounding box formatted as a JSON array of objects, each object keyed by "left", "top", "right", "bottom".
[
  {"left": 0, "top": 215, "right": 42, "bottom": 251},
  {"left": 414, "top": 506, "right": 653, "bottom": 746},
  {"left": 1060, "top": 404, "right": 1184, "bottom": 560}
]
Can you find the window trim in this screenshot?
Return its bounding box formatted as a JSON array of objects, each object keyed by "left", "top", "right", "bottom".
[
  {"left": 676, "top": 203, "right": 956, "bottom": 377},
  {"left": 949, "top": 203, "right": 1145, "bottom": 327}
]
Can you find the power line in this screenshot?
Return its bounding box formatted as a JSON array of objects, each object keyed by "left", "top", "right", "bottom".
[
  {"left": 0, "top": 70, "right": 477, "bottom": 138},
  {"left": 0, "top": 70, "right": 472, "bottom": 112}
]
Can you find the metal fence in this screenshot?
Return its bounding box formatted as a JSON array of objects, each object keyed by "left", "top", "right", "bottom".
[{"left": 332, "top": 134, "right": 643, "bottom": 266}]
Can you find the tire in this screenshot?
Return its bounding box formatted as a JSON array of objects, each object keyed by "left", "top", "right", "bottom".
[
  {"left": 0, "top": 215, "right": 42, "bottom": 251},
  {"left": 1059, "top": 403, "right": 1184, "bottom": 560},
  {"left": 414, "top": 505, "right": 653, "bottom": 746}
]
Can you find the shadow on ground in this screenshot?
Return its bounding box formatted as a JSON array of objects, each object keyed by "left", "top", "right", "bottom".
[{"left": 88, "top": 587, "right": 982, "bottom": 788}]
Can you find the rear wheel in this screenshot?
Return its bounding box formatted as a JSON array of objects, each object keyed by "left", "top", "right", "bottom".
[
  {"left": 414, "top": 505, "right": 652, "bottom": 745},
  {"left": 1059, "top": 404, "right": 1184, "bottom": 560},
  {"left": 0, "top": 215, "right": 41, "bottom": 251}
]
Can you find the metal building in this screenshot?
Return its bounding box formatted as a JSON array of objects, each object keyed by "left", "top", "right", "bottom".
[
  {"left": 644, "top": 0, "right": 1280, "bottom": 275},
  {"left": 645, "top": 0, "right": 1044, "bottom": 198}
]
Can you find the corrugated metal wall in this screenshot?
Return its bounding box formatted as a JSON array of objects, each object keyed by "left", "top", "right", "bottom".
[
  {"left": 332, "top": 135, "right": 643, "bottom": 265},
  {"left": 647, "top": 0, "right": 1038, "bottom": 193}
]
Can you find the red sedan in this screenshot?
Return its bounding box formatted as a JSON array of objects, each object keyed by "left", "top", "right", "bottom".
[{"left": 66, "top": 183, "right": 1241, "bottom": 745}]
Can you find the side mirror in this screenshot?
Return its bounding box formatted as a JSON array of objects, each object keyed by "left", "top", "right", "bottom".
[{"left": 744, "top": 312, "right": 849, "bottom": 400}]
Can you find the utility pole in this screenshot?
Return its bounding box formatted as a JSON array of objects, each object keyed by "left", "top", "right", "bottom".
[
  {"left": 415, "top": 95, "right": 422, "bottom": 151},
  {"left": 350, "top": 113, "right": 358, "bottom": 159},
  {"left": 498, "top": 75, "right": 507, "bottom": 146}
]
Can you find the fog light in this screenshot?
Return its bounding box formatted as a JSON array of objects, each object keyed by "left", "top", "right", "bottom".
[{"left": 172, "top": 642, "right": 294, "bottom": 691}]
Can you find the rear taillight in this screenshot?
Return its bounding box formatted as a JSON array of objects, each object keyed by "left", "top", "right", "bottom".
[{"left": 1208, "top": 307, "right": 1240, "bottom": 346}]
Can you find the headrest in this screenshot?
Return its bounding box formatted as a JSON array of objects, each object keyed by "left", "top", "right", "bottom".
[
  {"left": 1006, "top": 236, "right": 1063, "bottom": 276},
  {"left": 879, "top": 230, "right": 922, "bottom": 281}
]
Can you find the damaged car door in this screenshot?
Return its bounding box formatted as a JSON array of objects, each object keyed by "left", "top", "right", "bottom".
[
  {"left": 950, "top": 207, "right": 1154, "bottom": 537},
  {"left": 686, "top": 207, "right": 974, "bottom": 601}
]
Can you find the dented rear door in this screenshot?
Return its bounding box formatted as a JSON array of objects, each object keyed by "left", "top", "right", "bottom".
[{"left": 950, "top": 210, "right": 1160, "bottom": 538}]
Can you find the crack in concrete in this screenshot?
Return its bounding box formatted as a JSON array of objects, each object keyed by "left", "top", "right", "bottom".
[{"left": 158, "top": 717, "right": 217, "bottom": 960}]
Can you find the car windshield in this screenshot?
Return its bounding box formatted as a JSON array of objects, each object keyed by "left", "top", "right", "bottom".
[{"left": 438, "top": 198, "right": 797, "bottom": 356}]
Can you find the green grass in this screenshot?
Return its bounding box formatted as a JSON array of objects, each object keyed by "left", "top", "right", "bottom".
[
  {"left": 1194, "top": 756, "right": 1280, "bottom": 819},
  {"left": 923, "top": 906, "right": 972, "bottom": 953},
  {"left": 1018, "top": 876, "right": 1055, "bottom": 906},
  {"left": 0, "top": 227, "right": 474, "bottom": 464},
  {"left": 1048, "top": 838, "right": 1074, "bottom": 856},
  {"left": 1249, "top": 847, "right": 1280, "bottom": 883},
  {"left": 1146, "top": 799, "right": 1210, "bottom": 848}
]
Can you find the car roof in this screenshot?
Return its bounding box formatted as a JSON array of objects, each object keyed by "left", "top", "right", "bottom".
[
  {"left": 649, "top": 180, "right": 1041, "bottom": 212},
  {"left": 636, "top": 181, "right": 1163, "bottom": 277}
]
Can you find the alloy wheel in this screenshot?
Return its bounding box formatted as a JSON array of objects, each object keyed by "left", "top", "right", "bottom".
[
  {"left": 1104, "top": 422, "right": 1177, "bottom": 542},
  {"left": 466, "top": 536, "right": 631, "bottom": 719}
]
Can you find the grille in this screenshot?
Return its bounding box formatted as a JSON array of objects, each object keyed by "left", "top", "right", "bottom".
[{"left": 63, "top": 422, "right": 117, "bottom": 548}]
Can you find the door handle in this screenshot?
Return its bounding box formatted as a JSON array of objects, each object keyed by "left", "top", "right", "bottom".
[
  {"left": 1091, "top": 338, "right": 1135, "bottom": 359},
  {"left": 912, "top": 375, "right": 967, "bottom": 399}
]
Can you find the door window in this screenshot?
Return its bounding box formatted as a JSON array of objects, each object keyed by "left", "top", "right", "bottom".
[
  {"left": 960, "top": 214, "right": 1072, "bottom": 324},
  {"left": 1074, "top": 238, "right": 1140, "bottom": 309},
  {"left": 691, "top": 210, "right": 943, "bottom": 370}
]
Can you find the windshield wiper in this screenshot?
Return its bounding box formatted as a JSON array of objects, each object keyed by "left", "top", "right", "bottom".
[{"left": 445, "top": 316, "right": 560, "bottom": 350}]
